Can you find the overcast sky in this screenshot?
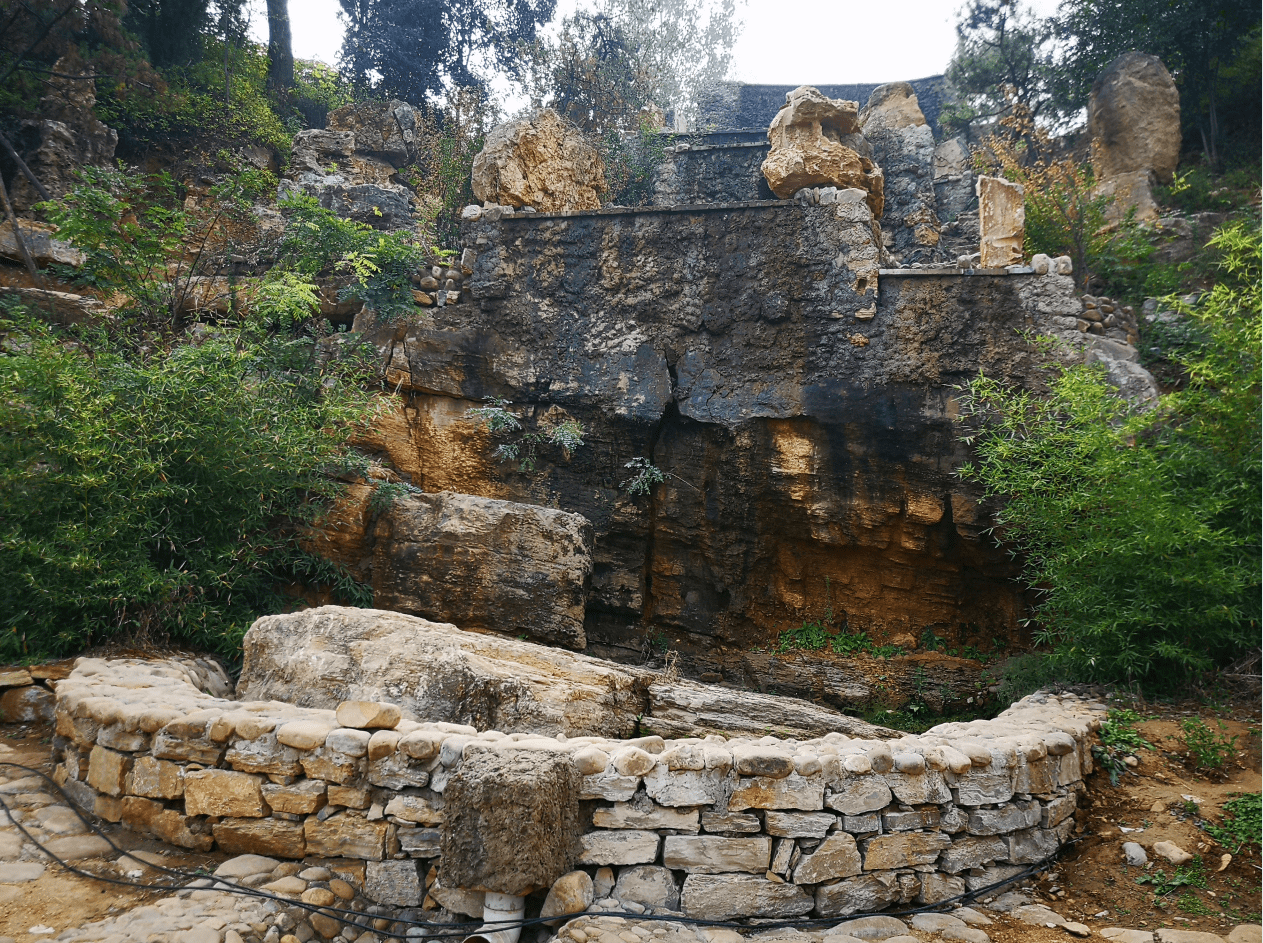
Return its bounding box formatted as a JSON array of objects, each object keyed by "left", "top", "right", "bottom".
[{"left": 253, "top": 0, "right": 1064, "bottom": 93}]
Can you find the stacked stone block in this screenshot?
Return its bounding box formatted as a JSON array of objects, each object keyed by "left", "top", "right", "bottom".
[{"left": 50, "top": 657, "right": 1104, "bottom": 919}]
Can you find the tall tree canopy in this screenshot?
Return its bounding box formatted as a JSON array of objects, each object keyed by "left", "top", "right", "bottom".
[{"left": 337, "top": 0, "right": 556, "bottom": 104}]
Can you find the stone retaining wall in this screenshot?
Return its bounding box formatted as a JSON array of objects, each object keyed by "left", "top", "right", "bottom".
[{"left": 51, "top": 656, "right": 1105, "bottom": 919}]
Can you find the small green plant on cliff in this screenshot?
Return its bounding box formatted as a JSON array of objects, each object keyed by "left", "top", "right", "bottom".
[
  {"left": 956, "top": 222, "right": 1261, "bottom": 690},
  {"left": 466, "top": 398, "right": 586, "bottom": 473}
]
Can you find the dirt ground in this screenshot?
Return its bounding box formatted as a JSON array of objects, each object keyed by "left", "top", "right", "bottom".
[{"left": 0, "top": 694, "right": 1259, "bottom": 943}]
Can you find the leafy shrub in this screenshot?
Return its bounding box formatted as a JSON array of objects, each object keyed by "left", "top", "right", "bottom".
[
  {"left": 0, "top": 307, "right": 380, "bottom": 661},
  {"left": 601, "top": 120, "right": 670, "bottom": 207},
  {"left": 277, "top": 195, "right": 429, "bottom": 321},
  {"left": 1204, "top": 792, "right": 1261, "bottom": 853},
  {"left": 290, "top": 60, "right": 359, "bottom": 129},
  {"left": 831, "top": 630, "right": 873, "bottom": 655},
  {"left": 956, "top": 221, "right": 1261, "bottom": 689},
  {"left": 1181, "top": 717, "right": 1238, "bottom": 774}
]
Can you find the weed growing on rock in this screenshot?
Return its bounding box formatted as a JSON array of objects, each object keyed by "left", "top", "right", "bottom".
[
  {"left": 466, "top": 398, "right": 585, "bottom": 473},
  {"left": 1093, "top": 708, "right": 1153, "bottom": 784}
]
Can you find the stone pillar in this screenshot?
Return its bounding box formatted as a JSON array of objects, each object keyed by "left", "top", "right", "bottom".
[
  {"left": 440, "top": 749, "right": 582, "bottom": 895},
  {"left": 976, "top": 175, "right": 1025, "bottom": 268}
]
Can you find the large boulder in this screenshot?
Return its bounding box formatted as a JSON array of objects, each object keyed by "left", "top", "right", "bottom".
[
  {"left": 1089, "top": 52, "right": 1181, "bottom": 184},
  {"left": 1089, "top": 53, "right": 1181, "bottom": 222},
  {"left": 471, "top": 109, "right": 605, "bottom": 212},
  {"left": 371, "top": 491, "right": 593, "bottom": 649},
  {"left": 760, "top": 86, "right": 884, "bottom": 216},
  {"left": 859, "top": 83, "right": 940, "bottom": 262},
  {"left": 236, "top": 606, "right": 899, "bottom": 741}
]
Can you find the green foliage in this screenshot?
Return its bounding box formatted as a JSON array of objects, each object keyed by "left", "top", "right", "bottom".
[
  {"left": 519, "top": 11, "right": 657, "bottom": 134},
  {"left": 290, "top": 60, "right": 359, "bottom": 129},
  {"left": 466, "top": 398, "right": 585, "bottom": 473},
  {"left": 1136, "top": 856, "right": 1209, "bottom": 899},
  {"left": 99, "top": 37, "right": 293, "bottom": 154},
  {"left": 919, "top": 628, "right": 947, "bottom": 652},
  {"left": 367, "top": 481, "right": 424, "bottom": 514},
  {"left": 622, "top": 456, "right": 666, "bottom": 496},
  {"left": 1156, "top": 166, "right": 1263, "bottom": 214},
  {"left": 1053, "top": 0, "right": 1260, "bottom": 167},
  {"left": 956, "top": 222, "right": 1261, "bottom": 688},
  {"left": 1181, "top": 717, "right": 1238, "bottom": 773},
  {"left": 338, "top": 0, "right": 556, "bottom": 103},
  {"left": 774, "top": 622, "right": 830, "bottom": 654},
  {"left": 870, "top": 644, "right": 907, "bottom": 659},
  {"left": 41, "top": 168, "right": 200, "bottom": 328},
  {"left": 0, "top": 306, "right": 379, "bottom": 660},
  {"left": 1092, "top": 709, "right": 1152, "bottom": 784},
  {"left": 277, "top": 195, "right": 428, "bottom": 320},
  {"left": 947, "top": 0, "right": 1064, "bottom": 126},
  {"left": 1204, "top": 792, "right": 1261, "bottom": 853},
  {"left": 831, "top": 630, "right": 873, "bottom": 656}
]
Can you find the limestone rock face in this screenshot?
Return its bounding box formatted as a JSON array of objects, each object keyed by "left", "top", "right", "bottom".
[
  {"left": 237, "top": 606, "right": 898, "bottom": 741},
  {"left": 471, "top": 109, "right": 605, "bottom": 212},
  {"left": 861, "top": 84, "right": 939, "bottom": 262},
  {"left": 761, "top": 86, "right": 884, "bottom": 216},
  {"left": 858, "top": 82, "right": 927, "bottom": 133},
  {"left": 238, "top": 606, "right": 641, "bottom": 737},
  {"left": 9, "top": 57, "right": 117, "bottom": 213},
  {"left": 281, "top": 99, "right": 422, "bottom": 231},
  {"left": 0, "top": 220, "right": 84, "bottom": 267},
  {"left": 370, "top": 492, "right": 593, "bottom": 649},
  {"left": 1090, "top": 53, "right": 1181, "bottom": 185},
  {"left": 976, "top": 175, "right": 1025, "bottom": 268}
]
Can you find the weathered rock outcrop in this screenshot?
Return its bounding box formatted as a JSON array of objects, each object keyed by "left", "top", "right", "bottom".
[
  {"left": 373, "top": 491, "right": 592, "bottom": 649},
  {"left": 471, "top": 109, "right": 605, "bottom": 212},
  {"left": 761, "top": 86, "right": 883, "bottom": 216},
  {"left": 1089, "top": 53, "right": 1181, "bottom": 222},
  {"left": 280, "top": 99, "right": 423, "bottom": 230},
  {"left": 236, "top": 607, "right": 899, "bottom": 741},
  {"left": 0, "top": 219, "right": 84, "bottom": 267},
  {"left": 976, "top": 175, "right": 1025, "bottom": 268},
  {"left": 860, "top": 83, "right": 940, "bottom": 262},
  {"left": 1089, "top": 53, "right": 1181, "bottom": 185},
  {"left": 8, "top": 57, "right": 117, "bottom": 213}
]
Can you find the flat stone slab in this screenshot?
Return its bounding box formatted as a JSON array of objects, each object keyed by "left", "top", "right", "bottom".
[{"left": 0, "top": 862, "right": 45, "bottom": 882}]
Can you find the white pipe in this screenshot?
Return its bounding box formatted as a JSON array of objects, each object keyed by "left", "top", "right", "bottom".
[{"left": 463, "top": 892, "right": 525, "bottom": 943}]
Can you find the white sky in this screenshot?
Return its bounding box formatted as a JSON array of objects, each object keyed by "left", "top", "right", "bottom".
[{"left": 255, "top": 0, "right": 1065, "bottom": 92}]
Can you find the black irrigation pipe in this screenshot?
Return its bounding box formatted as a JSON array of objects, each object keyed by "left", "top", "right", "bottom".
[{"left": 0, "top": 761, "right": 1072, "bottom": 939}]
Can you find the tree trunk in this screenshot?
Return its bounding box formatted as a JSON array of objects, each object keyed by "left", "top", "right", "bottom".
[{"left": 266, "top": 0, "right": 294, "bottom": 92}]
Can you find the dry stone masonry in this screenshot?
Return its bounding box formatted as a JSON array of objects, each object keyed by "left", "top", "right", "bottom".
[{"left": 49, "top": 631, "right": 1105, "bottom": 920}]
